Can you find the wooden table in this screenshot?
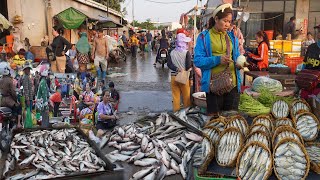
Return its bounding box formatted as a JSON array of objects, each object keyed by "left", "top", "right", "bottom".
[{"left": 243, "top": 71, "right": 296, "bottom": 88}]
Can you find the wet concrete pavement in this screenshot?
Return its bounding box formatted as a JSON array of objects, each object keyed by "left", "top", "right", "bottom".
[{"left": 107, "top": 51, "right": 173, "bottom": 113}]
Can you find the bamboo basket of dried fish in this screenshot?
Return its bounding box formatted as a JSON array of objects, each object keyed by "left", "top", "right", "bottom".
[
  {"left": 273, "top": 138, "right": 310, "bottom": 180},
  {"left": 203, "top": 126, "right": 221, "bottom": 145},
  {"left": 245, "top": 130, "right": 271, "bottom": 149},
  {"left": 272, "top": 125, "right": 304, "bottom": 148},
  {"left": 274, "top": 117, "right": 296, "bottom": 128},
  {"left": 252, "top": 115, "right": 274, "bottom": 134},
  {"left": 216, "top": 127, "right": 244, "bottom": 167},
  {"left": 291, "top": 99, "right": 311, "bottom": 119},
  {"left": 236, "top": 142, "right": 273, "bottom": 180},
  {"left": 225, "top": 115, "right": 249, "bottom": 136},
  {"left": 249, "top": 123, "right": 271, "bottom": 137},
  {"left": 295, "top": 112, "right": 320, "bottom": 142},
  {"left": 272, "top": 100, "right": 290, "bottom": 119},
  {"left": 293, "top": 109, "right": 310, "bottom": 122},
  {"left": 198, "top": 137, "right": 215, "bottom": 175},
  {"left": 305, "top": 142, "right": 320, "bottom": 174},
  {"left": 204, "top": 118, "right": 226, "bottom": 132}
]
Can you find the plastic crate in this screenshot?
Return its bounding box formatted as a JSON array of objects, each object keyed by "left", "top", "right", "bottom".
[
  {"left": 194, "top": 169, "right": 236, "bottom": 180},
  {"left": 285, "top": 57, "right": 304, "bottom": 73}
]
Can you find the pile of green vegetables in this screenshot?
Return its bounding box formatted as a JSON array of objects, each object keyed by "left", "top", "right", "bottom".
[
  {"left": 239, "top": 93, "right": 271, "bottom": 117},
  {"left": 239, "top": 89, "right": 295, "bottom": 116}
]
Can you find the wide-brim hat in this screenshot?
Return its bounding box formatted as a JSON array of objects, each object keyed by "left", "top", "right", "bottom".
[{"left": 23, "top": 63, "right": 32, "bottom": 71}]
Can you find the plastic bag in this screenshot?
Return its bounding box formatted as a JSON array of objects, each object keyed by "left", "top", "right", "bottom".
[
  {"left": 252, "top": 76, "right": 283, "bottom": 93},
  {"left": 73, "top": 58, "right": 79, "bottom": 70},
  {"left": 24, "top": 107, "right": 33, "bottom": 128}
]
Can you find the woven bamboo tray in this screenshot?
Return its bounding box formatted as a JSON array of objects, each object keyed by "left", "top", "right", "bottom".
[
  {"left": 225, "top": 115, "right": 249, "bottom": 136},
  {"left": 271, "top": 100, "right": 290, "bottom": 119},
  {"left": 245, "top": 130, "right": 271, "bottom": 149},
  {"left": 252, "top": 115, "right": 274, "bottom": 134},
  {"left": 236, "top": 141, "right": 273, "bottom": 180},
  {"left": 273, "top": 138, "right": 310, "bottom": 180},
  {"left": 305, "top": 142, "right": 320, "bottom": 174},
  {"left": 272, "top": 125, "right": 304, "bottom": 148},
  {"left": 291, "top": 99, "right": 311, "bottom": 119},
  {"left": 215, "top": 127, "right": 243, "bottom": 167},
  {"left": 295, "top": 112, "right": 320, "bottom": 141},
  {"left": 274, "top": 117, "right": 296, "bottom": 128},
  {"left": 198, "top": 136, "right": 215, "bottom": 175}
]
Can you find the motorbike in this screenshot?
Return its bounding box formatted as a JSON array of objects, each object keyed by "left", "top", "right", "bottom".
[{"left": 155, "top": 40, "right": 176, "bottom": 68}]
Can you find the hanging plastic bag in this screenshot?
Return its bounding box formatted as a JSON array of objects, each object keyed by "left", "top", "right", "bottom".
[
  {"left": 73, "top": 58, "right": 79, "bottom": 70},
  {"left": 24, "top": 107, "right": 33, "bottom": 128}
]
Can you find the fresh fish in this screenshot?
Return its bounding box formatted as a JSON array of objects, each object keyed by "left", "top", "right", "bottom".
[
  {"left": 134, "top": 158, "right": 159, "bottom": 166},
  {"left": 19, "top": 154, "right": 36, "bottom": 167},
  {"left": 130, "top": 166, "right": 154, "bottom": 180},
  {"left": 155, "top": 163, "right": 167, "bottom": 180},
  {"left": 100, "top": 135, "right": 109, "bottom": 149},
  {"left": 143, "top": 168, "right": 158, "bottom": 180},
  {"left": 185, "top": 132, "right": 203, "bottom": 142}
]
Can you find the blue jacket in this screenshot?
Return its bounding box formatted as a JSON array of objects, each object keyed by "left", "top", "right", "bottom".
[{"left": 194, "top": 30, "right": 241, "bottom": 93}]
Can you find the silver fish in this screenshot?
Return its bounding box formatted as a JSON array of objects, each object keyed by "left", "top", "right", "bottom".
[{"left": 130, "top": 166, "right": 154, "bottom": 180}]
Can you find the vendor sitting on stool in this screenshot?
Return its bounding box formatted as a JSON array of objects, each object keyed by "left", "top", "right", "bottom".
[
  {"left": 13, "top": 48, "right": 26, "bottom": 66},
  {"left": 96, "top": 90, "right": 118, "bottom": 137}
]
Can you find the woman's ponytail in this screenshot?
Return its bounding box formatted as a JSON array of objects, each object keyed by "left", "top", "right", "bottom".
[{"left": 257, "top": 31, "right": 270, "bottom": 49}]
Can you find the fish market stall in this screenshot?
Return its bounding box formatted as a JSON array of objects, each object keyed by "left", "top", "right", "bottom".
[{"left": 0, "top": 127, "right": 123, "bottom": 180}]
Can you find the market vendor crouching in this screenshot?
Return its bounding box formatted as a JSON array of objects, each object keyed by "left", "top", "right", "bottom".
[
  {"left": 96, "top": 90, "right": 118, "bottom": 137},
  {"left": 13, "top": 49, "right": 26, "bottom": 66},
  {"left": 194, "top": 3, "right": 242, "bottom": 118},
  {"left": 79, "top": 83, "right": 95, "bottom": 119}
]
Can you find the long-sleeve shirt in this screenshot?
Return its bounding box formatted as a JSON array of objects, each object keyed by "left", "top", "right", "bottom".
[
  {"left": 51, "top": 35, "right": 71, "bottom": 57},
  {"left": 22, "top": 75, "right": 33, "bottom": 101},
  {"left": 0, "top": 76, "right": 18, "bottom": 107},
  {"left": 304, "top": 43, "right": 320, "bottom": 70},
  {"left": 249, "top": 41, "right": 269, "bottom": 70}
]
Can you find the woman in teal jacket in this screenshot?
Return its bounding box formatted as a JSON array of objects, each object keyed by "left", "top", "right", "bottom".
[{"left": 194, "top": 4, "right": 242, "bottom": 117}]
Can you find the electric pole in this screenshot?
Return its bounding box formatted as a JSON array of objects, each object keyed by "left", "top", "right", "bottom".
[
  {"left": 107, "top": 0, "right": 109, "bottom": 17},
  {"left": 132, "top": 0, "right": 135, "bottom": 28}
]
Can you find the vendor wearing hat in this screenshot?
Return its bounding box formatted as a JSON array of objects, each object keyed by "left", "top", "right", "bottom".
[{"left": 22, "top": 63, "right": 33, "bottom": 110}]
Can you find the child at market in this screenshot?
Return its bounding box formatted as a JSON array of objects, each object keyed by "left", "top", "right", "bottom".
[{"left": 13, "top": 48, "right": 26, "bottom": 66}]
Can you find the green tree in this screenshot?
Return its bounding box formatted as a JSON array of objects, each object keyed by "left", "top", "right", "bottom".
[{"left": 93, "top": 0, "right": 124, "bottom": 12}]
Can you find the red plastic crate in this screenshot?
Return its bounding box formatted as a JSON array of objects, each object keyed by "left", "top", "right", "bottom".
[{"left": 285, "top": 57, "right": 304, "bottom": 73}]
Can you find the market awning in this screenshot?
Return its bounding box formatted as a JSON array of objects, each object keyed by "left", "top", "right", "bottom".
[
  {"left": 55, "top": 7, "right": 88, "bottom": 29},
  {"left": 0, "top": 13, "right": 13, "bottom": 31},
  {"left": 94, "top": 15, "right": 123, "bottom": 28}
]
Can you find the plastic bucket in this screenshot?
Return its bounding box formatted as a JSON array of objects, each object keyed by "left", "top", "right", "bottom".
[
  {"left": 264, "top": 30, "right": 274, "bottom": 40},
  {"left": 285, "top": 57, "right": 304, "bottom": 73}
]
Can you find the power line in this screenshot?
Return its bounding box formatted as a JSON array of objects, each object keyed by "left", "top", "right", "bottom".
[{"left": 145, "top": 0, "right": 192, "bottom": 4}]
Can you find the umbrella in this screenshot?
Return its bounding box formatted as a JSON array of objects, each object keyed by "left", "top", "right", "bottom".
[
  {"left": 0, "top": 13, "right": 13, "bottom": 31},
  {"left": 137, "top": 29, "right": 147, "bottom": 33}
]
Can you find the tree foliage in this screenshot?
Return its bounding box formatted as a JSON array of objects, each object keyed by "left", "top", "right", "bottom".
[
  {"left": 130, "top": 19, "right": 159, "bottom": 30},
  {"left": 93, "top": 0, "right": 124, "bottom": 12}
]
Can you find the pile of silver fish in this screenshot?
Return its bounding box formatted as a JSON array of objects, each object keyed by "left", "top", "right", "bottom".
[
  {"left": 295, "top": 113, "right": 319, "bottom": 141},
  {"left": 253, "top": 116, "right": 273, "bottom": 133},
  {"left": 101, "top": 110, "right": 209, "bottom": 180},
  {"left": 273, "top": 126, "right": 303, "bottom": 148},
  {"left": 205, "top": 119, "right": 225, "bottom": 131},
  {"left": 250, "top": 124, "right": 270, "bottom": 136},
  {"left": 203, "top": 127, "right": 220, "bottom": 144},
  {"left": 273, "top": 139, "right": 309, "bottom": 180},
  {"left": 275, "top": 118, "right": 295, "bottom": 128},
  {"left": 272, "top": 100, "right": 289, "bottom": 119},
  {"left": 246, "top": 131, "right": 270, "bottom": 149},
  {"left": 291, "top": 100, "right": 310, "bottom": 118},
  {"left": 3, "top": 128, "right": 106, "bottom": 179},
  {"left": 216, "top": 127, "right": 243, "bottom": 166},
  {"left": 306, "top": 145, "right": 320, "bottom": 164},
  {"left": 237, "top": 142, "right": 272, "bottom": 180},
  {"left": 225, "top": 116, "right": 248, "bottom": 136}
]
